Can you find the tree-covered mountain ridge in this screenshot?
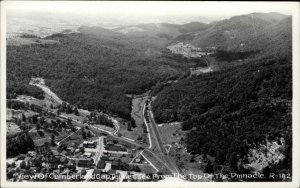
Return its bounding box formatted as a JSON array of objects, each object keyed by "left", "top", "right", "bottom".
[
  {"left": 105, "top": 12, "right": 291, "bottom": 59},
  {"left": 175, "top": 12, "right": 292, "bottom": 58},
  {"left": 7, "top": 12, "right": 292, "bottom": 121},
  {"left": 152, "top": 55, "right": 292, "bottom": 179}
]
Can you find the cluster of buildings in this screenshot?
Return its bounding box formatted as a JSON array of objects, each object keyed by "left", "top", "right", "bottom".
[
  {"left": 104, "top": 138, "right": 128, "bottom": 153},
  {"left": 6, "top": 94, "right": 152, "bottom": 182},
  {"left": 7, "top": 124, "right": 157, "bottom": 182},
  {"left": 95, "top": 137, "right": 139, "bottom": 173},
  {"left": 167, "top": 42, "right": 213, "bottom": 58},
  {"left": 6, "top": 149, "right": 85, "bottom": 181},
  {"left": 7, "top": 137, "right": 99, "bottom": 181},
  {"left": 83, "top": 140, "right": 97, "bottom": 148}
]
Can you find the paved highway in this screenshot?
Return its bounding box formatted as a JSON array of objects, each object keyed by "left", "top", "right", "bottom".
[{"left": 145, "top": 100, "right": 182, "bottom": 175}]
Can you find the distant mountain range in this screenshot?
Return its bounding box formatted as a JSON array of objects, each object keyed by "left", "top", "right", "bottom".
[
  {"left": 8, "top": 12, "right": 292, "bottom": 60},
  {"left": 6, "top": 11, "right": 222, "bottom": 38},
  {"left": 106, "top": 12, "right": 291, "bottom": 59}
]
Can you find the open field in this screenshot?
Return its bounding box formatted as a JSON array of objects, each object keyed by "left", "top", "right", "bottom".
[
  {"left": 15, "top": 93, "right": 58, "bottom": 111},
  {"left": 157, "top": 123, "right": 185, "bottom": 145},
  {"left": 118, "top": 123, "right": 148, "bottom": 145},
  {"left": 157, "top": 123, "right": 209, "bottom": 180}
]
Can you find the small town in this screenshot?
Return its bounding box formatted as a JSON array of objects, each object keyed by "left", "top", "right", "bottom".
[
  {"left": 6, "top": 78, "right": 167, "bottom": 182},
  {"left": 167, "top": 42, "right": 216, "bottom": 58},
  {"left": 6, "top": 78, "right": 185, "bottom": 181}
]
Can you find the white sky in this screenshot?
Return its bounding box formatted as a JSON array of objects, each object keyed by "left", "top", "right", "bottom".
[{"left": 4, "top": 1, "right": 293, "bottom": 17}]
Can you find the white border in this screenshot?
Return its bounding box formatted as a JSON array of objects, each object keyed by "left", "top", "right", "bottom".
[{"left": 1, "top": 1, "right": 299, "bottom": 188}]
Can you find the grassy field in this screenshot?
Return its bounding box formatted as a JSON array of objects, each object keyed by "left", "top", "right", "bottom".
[
  {"left": 158, "top": 123, "right": 210, "bottom": 181},
  {"left": 157, "top": 123, "right": 185, "bottom": 145},
  {"left": 16, "top": 94, "right": 58, "bottom": 111}
]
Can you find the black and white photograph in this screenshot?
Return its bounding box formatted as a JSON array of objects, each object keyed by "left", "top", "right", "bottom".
[{"left": 1, "top": 1, "right": 299, "bottom": 187}]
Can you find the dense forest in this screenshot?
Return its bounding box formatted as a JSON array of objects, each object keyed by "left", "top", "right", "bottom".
[
  {"left": 187, "top": 13, "right": 292, "bottom": 58},
  {"left": 7, "top": 131, "right": 35, "bottom": 158},
  {"left": 7, "top": 32, "right": 188, "bottom": 119},
  {"left": 215, "top": 50, "right": 259, "bottom": 62},
  {"left": 7, "top": 12, "right": 291, "bottom": 120},
  {"left": 6, "top": 82, "right": 44, "bottom": 100},
  {"left": 152, "top": 57, "right": 292, "bottom": 179}
]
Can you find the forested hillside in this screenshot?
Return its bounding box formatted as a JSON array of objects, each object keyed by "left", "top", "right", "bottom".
[
  {"left": 152, "top": 56, "right": 292, "bottom": 178},
  {"left": 7, "top": 32, "right": 188, "bottom": 119},
  {"left": 150, "top": 12, "right": 293, "bottom": 180},
  {"left": 174, "top": 13, "right": 291, "bottom": 58},
  {"left": 7, "top": 12, "right": 292, "bottom": 122}
]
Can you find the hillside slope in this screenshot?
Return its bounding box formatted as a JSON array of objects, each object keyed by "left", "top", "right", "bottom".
[
  {"left": 173, "top": 12, "right": 291, "bottom": 59},
  {"left": 152, "top": 56, "right": 292, "bottom": 179},
  {"left": 7, "top": 32, "right": 188, "bottom": 119},
  {"left": 6, "top": 12, "right": 292, "bottom": 122}
]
